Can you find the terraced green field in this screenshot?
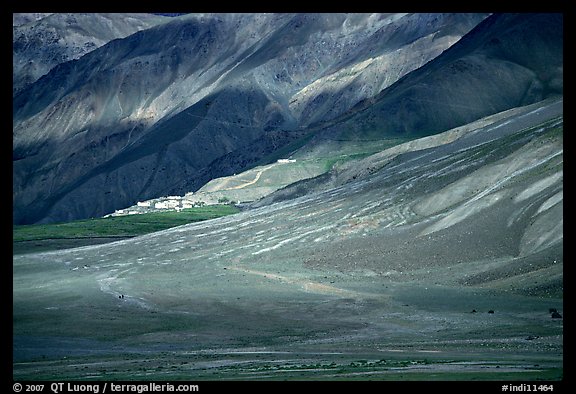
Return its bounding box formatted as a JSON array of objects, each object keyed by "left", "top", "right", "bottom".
[{"left": 13, "top": 205, "right": 240, "bottom": 254}]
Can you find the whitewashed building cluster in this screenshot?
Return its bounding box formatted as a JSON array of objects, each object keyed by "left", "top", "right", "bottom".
[{"left": 106, "top": 194, "right": 203, "bottom": 217}]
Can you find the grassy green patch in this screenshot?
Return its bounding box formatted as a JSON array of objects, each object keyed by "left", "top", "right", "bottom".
[{"left": 13, "top": 205, "right": 240, "bottom": 254}]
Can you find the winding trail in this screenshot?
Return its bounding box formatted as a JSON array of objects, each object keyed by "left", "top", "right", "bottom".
[
  {"left": 226, "top": 265, "right": 372, "bottom": 298},
  {"left": 208, "top": 162, "right": 279, "bottom": 191}
]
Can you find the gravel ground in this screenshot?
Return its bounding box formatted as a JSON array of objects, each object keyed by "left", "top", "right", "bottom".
[{"left": 13, "top": 99, "right": 563, "bottom": 381}]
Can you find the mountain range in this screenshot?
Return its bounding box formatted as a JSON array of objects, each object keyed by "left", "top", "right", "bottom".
[
  {"left": 13, "top": 12, "right": 488, "bottom": 224},
  {"left": 13, "top": 13, "right": 171, "bottom": 96},
  {"left": 13, "top": 13, "right": 562, "bottom": 225},
  {"left": 12, "top": 12, "right": 564, "bottom": 380}
]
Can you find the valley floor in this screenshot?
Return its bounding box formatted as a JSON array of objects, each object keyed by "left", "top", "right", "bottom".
[
  {"left": 13, "top": 99, "right": 563, "bottom": 381},
  {"left": 13, "top": 280, "right": 563, "bottom": 381}
]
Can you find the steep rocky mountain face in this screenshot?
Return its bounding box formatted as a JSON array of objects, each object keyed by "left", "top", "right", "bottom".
[
  {"left": 13, "top": 12, "right": 488, "bottom": 224},
  {"left": 13, "top": 13, "right": 562, "bottom": 225},
  {"left": 296, "top": 13, "right": 563, "bottom": 157},
  {"left": 13, "top": 13, "right": 53, "bottom": 27},
  {"left": 12, "top": 13, "right": 170, "bottom": 96},
  {"left": 254, "top": 13, "right": 564, "bottom": 204}
]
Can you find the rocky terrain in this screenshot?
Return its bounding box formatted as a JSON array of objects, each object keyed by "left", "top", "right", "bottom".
[
  {"left": 12, "top": 12, "right": 563, "bottom": 381},
  {"left": 13, "top": 13, "right": 170, "bottom": 95},
  {"left": 13, "top": 13, "right": 491, "bottom": 225},
  {"left": 13, "top": 97, "right": 563, "bottom": 380}
]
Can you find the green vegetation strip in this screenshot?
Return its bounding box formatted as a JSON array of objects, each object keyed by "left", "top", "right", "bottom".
[{"left": 13, "top": 205, "right": 240, "bottom": 248}]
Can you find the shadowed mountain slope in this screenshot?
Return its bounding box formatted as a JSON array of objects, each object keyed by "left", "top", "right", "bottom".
[
  {"left": 13, "top": 13, "right": 488, "bottom": 224},
  {"left": 299, "top": 13, "right": 562, "bottom": 152},
  {"left": 13, "top": 14, "right": 562, "bottom": 226},
  {"left": 190, "top": 13, "right": 564, "bottom": 212},
  {"left": 12, "top": 13, "right": 170, "bottom": 95}
]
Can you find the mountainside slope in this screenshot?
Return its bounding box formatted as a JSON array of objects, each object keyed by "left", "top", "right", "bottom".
[
  {"left": 13, "top": 13, "right": 53, "bottom": 27},
  {"left": 169, "top": 12, "right": 565, "bottom": 213},
  {"left": 13, "top": 14, "right": 562, "bottom": 226},
  {"left": 298, "top": 13, "right": 562, "bottom": 156},
  {"left": 13, "top": 13, "right": 170, "bottom": 95},
  {"left": 13, "top": 98, "right": 563, "bottom": 380},
  {"left": 13, "top": 13, "right": 488, "bottom": 224}
]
